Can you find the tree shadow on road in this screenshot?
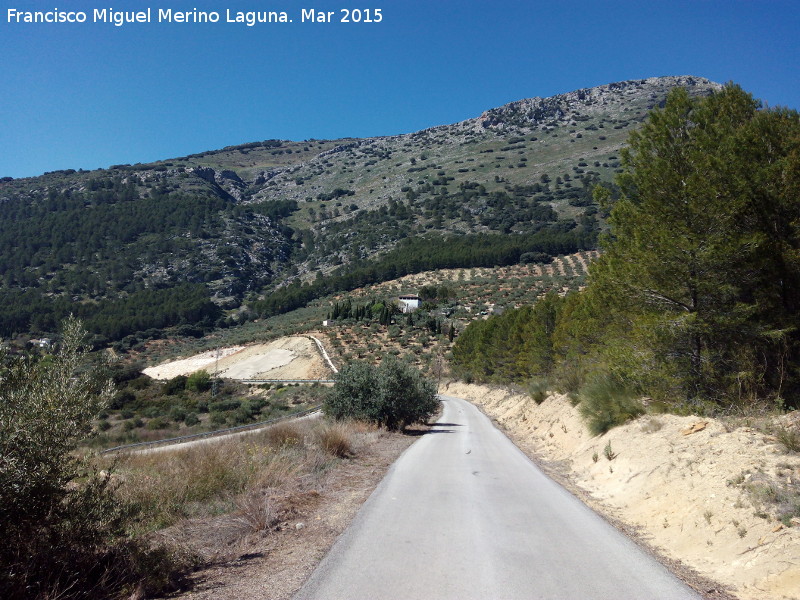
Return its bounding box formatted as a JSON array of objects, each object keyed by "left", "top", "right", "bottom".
[{"left": 403, "top": 422, "right": 461, "bottom": 436}]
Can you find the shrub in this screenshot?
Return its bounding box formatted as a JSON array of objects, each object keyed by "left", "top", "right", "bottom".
[
  {"left": 169, "top": 406, "right": 188, "bottom": 422},
  {"left": 776, "top": 427, "right": 800, "bottom": 453},
  {"left": 520, "top": 251, "right": 553, "bottom": 264},
  {"left": 231, "top": 407, "right": 254, "bottom": 425},
  {"left": 186, "top": 370, "right": 212, "bottom": 393},
  {"left": 324, "top": 358, "right": 438, "bottom": 430},
  {"left": 578, "top": 373, "right": 645, "bottom": 435},
  {"left": 210, "top": 399, "right": 241, "bottom": 412},
  {"left": 528, "top": 379, "right": 549, "bottom": 404},
  {"left": 111, "top": 388, "right": 136, "bottom": 409},
  {"left": 0, "top": 318, "right": 184, "bottom": 598},
  {"left": 266, "top": 422, "right": 304, "bottom": 447},
  {"left": 163, "top": 375, "right": 187, "bottom": 395},
  {"left": 316, "top": 423, "right": 353, "bottom": 458},
  {"left": 147, "top": 416, "right": 171, "bottom": 430}
]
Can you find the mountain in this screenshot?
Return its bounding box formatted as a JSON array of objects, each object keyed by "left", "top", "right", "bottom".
[{"left": 0, "top": 76, "right": 720, "bottom": 344}]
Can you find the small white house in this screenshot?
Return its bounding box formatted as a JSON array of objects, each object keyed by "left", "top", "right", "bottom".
[{"left": 397, "top": 295, "right": 421, "bottom": 314}]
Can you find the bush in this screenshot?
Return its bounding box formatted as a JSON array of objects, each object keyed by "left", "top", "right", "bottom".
[
  {"left": 324, "top": 358, "right": 438, "bottom": 430},
  {"left": 163, "top": 375, "right": 187, "bottom": 395},
  {"left": 169, "top": 406, "right": 188, "bottom": 422},
  {"left": 520, "top": 251, "right": 553, "bottom": 264},
  {"left": 0, "top": 318, "right": 184, "bottom": 598},
  {"left": 578, "top": 374, "right": 645, "bottom": 435},
  {"left": 210, "top": 399, "right": 241, "bottom": 412},
  {"left": 266, "top": 422, "right": 304, "bottom": 447},
  {"left": 528, "top": 379, "right": 549, "bottom": 404},
  {"left": 111, "top": 388, "right": 136, "bottom": 409},
  {"left": 186, "top": 370, "right": 212, "bottom": 393},
  {"left": 209, "top": 412, "right": 227, "bottom": 426},
  {"left": 147, "top": 416, "right": 171, "bottom": 430},
  {"left": 316, "top": 423, "right": 353, "bottom": 458},
  {"left": 776, "top": 427, "right": 800, "bottom": 453}
]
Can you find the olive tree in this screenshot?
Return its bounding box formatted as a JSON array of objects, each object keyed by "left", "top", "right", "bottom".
[
  {"left": 324, "top": 357, "right": 438, "bottom": 430},
  {"left": 0, "top": 318, "right": 173, "bottom": 598}
]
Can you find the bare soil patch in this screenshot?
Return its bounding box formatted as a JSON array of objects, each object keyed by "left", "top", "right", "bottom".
[{"left": 143, "top": 337, "right": 330, "bottom": 381}]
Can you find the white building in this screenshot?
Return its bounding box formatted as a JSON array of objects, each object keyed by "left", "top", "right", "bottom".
[{"left": 397, "top": 295, "right": 421, "bottom": 313}]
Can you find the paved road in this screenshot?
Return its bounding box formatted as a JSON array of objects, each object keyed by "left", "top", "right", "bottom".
[{"left": 294, "top": 395, "right": 700, "bottom": 600}]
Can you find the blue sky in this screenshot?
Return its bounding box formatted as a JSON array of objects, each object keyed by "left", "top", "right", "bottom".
[{"left": 1, "top": 0, "right": 798, "bottom": 178}]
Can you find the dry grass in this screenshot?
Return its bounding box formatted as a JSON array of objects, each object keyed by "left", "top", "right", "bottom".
[
  {"left": 109, "top": 418, "right": 359, "bottom": 534},
  {"left": 776, "top": 426, "right": 800, "bottom": 453},
  {"left": 316, "top": 422, "right": 354, "bottom": 458},
  {"left": 265, "top": 422, "right": 306, "bottom": 448}
]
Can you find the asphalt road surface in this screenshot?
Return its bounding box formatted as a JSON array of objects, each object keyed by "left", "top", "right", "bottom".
[{"left": 294, "top": 395, "right": 701, "bottom": 600}]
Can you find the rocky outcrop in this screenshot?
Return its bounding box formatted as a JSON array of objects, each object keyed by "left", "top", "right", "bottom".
[
  {"left": 469, "top": 76, "right": 721, "bottom": 133},
  {"left": 190, "top": 166, "right": 246, "bottom": 200}
]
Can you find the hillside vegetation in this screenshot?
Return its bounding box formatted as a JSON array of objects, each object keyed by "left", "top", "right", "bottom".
[
  {"left": 0, "top": 76, "right": 718, "bottom": 347},
  {"left": 454, "top": 84, "right": 800, "bottom": 415}
]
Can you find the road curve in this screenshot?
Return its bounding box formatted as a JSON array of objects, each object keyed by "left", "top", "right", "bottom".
[{"left": 294, "top": 395, "right": 700, "bottom": 600}]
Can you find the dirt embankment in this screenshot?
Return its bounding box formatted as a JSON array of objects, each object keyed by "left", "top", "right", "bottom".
[
  {"left": 443, "top": 382, "right": 800, "bottom": 600},
  {"left": 142, "top": 337, "right": 331, "bottom": 381}
]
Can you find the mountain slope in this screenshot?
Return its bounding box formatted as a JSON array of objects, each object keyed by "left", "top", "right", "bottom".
[{"left": 0, "top": 76, "right": 720, "bottom": 343}]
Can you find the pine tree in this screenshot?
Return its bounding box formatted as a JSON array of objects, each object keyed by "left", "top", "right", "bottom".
[{"left": 589, "top": 84, "right": 800, "bottom": 405}]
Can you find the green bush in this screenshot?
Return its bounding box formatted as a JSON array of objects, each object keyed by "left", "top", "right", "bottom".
[
  {"left": 528, "top": 379, "right": 549, "bottom": 404},
  {"left": 209, "top": 412, "right": 227, "bottom": 426},
  {"left": 210, "top": 399, "right": 241, "bottom": 412},
  {"left": 162, "top": 375, "right": 187, "bottom": 395},
  {"left": 186, "top": 370, "right": 212, "bottom": 393},
  {"left": 111, "top": 388, "right": 136, "bottom": 409},
  {"left": 578, "top": 374, "right": 645, "bottom": 435},
  {"left": 146, "top": 416, "right": 171, "bottom": 430},
  {"left": 0, "top": 318, "right": 185, "bottom": 598},
  {"left": 324, "top": 358, "right": 438, "bottom": 430},
  {"left": 169, "top": 406, "right": 188, "bottom": 422}
]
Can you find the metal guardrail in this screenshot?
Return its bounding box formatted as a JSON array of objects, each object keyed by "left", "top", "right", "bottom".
[
  {"left": 100, "top": 404, "right": 323, "bottom": 454},
  {"left": 241, "top": 379, "right": 335, "bottom": 384}
]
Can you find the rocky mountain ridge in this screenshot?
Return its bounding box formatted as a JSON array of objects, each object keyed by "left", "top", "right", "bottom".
[{"left": 0, "top": 76, "right": 721, "bottom": 342}]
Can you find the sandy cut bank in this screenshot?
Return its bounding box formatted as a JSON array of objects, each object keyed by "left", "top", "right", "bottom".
[
  {"left": 143, "top": 337, "right": 331, "bottom": 381},
  {"left": 443, "top": 382, "right": 800, "bottom": 600}
]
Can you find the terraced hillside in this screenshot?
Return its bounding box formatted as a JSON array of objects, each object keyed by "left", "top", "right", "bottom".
[{"left": 313, "top": 250, "right": 599, "bottom": 375}]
